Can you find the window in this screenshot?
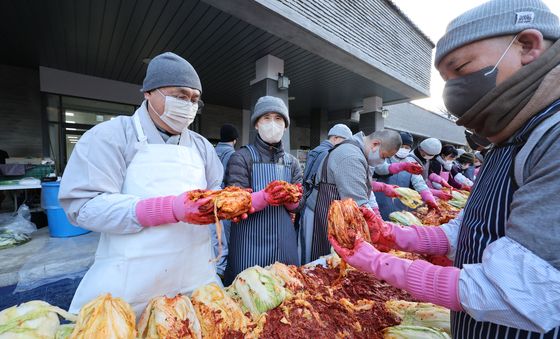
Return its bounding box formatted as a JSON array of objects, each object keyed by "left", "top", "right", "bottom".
[{"left": 44, "top": 94, "right": 136, "bottom": 172}]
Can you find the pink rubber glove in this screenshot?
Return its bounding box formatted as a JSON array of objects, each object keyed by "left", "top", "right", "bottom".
[
  {"left": 388, "top": 162, "right": 423, "bottom": 175},
  {"left": 330, "top": 236, "right": 462, "bottom": 311},
  {"left": 250, "top": 184, "right": 301, "bottom": 214},
  {"left": 250, "top": 190, "right": 270, "bottom": 212},
  {"left": 430, "top": 188, "right": 452, "bottom": 201},
  {"left": 136, "top": 193, "right": 214, "bottom": 226},
  {"left": 285, "top": 201, "right": 300, "bottom": 212},
  {"left": 371, "top": 181, "right": 400, "bottom": 198},
  {"left": 380, "top": 222, "right": 450, "bottom": 255},
  {"left": 373, "top": 207, "right": 381, "bottom": 218},
  {"left": 429, "top": 173, "right": 452, "bottom": 189},
  {"left": 420, "top": 189, "right": 439, "bottom": 210}
]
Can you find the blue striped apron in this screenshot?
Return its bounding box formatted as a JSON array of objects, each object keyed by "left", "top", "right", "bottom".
[
  {"left": 308, "top": 140, "right": 372, "bottom": 262},
  {"left": 374, "top": 158, "right": 413, "bottom": 220},
  {"left": 452, "top": 100, "right": 560, "bottom": 339},
  {"left": 224, "top": 145, "right": 298, "bottom": 285}
]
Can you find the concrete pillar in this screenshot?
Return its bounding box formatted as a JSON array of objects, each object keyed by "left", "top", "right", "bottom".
[
  {"left": 310, "top": 108, "right": 328, "bottom": 148},
  {"left": 360, "top": 96, "right": 384, "bottom": 134},
  {"left": 249, "top": 55, "right": 291, "bottom": 150},
  {"left": 241, "top": 109, "right": 251, "bottom": 146}
]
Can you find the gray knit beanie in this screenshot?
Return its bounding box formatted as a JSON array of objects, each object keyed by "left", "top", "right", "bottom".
[
  {"left": 419, "top": 138, "right": 442, "bottom": 156},
  {"left": 327, "top": 124, "right": 353, "bottom": 139},
  {"left": 251, "top": 96, "right": 290, "bottom": 127},
  {"left": 141, "top": 52, "right": 202, "bottom": 93},
  {"left": 435, "top": 0, "right": 560, "bottom": 67}
]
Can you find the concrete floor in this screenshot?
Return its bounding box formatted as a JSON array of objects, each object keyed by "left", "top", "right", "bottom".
[{"left": 0, "top": 227, "right": 99, "bottom": 287}]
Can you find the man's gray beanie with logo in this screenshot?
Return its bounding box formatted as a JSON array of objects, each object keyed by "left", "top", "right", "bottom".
[{"left": 435, "top": 0, "right": 560, "bottom": 67}]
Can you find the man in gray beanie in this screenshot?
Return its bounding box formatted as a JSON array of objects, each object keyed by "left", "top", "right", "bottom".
[
  {"left": 224, "top": 95, "right": 302, "bottom": 284},
  {"left": 300, "top": 129, "right": 403, "bottom": 265},
  {"left": 330, "top": 1, "right": 560, "bottom": 338},
  {"left": 59, "top": 51, "right": 232, "bottom": 315},
  {"left": 302, "top": 123, "right": 352, "bottom": 193}
]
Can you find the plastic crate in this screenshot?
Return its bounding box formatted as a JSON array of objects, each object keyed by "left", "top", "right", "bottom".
[
  {"left": 0, "top": 164, "right": 55, "bottom": 181},
  {"left": 25, "top": 164, "right": 55, "bottom": 180}
]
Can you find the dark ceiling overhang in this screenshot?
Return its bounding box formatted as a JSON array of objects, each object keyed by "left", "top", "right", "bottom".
[{"left": 0, "top": 0, "right": 430, "bottom": 118}]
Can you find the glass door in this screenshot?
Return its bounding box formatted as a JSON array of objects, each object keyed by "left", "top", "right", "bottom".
[
  {"left": 44, "top": 94, "right": 136, "bottom": 171},
  {"left": 60, "top": 97, "right": 135, "bottom": 166}
]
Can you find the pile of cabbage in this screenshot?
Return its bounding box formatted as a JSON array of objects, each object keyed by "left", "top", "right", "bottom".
[{"left": 0, "top": 263, "right": 451, "bottom": 338}]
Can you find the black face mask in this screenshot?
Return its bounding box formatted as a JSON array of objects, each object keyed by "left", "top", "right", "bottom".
[
  {"left": 465, "top": 130, "right": 492, "bottom": 149},
  {"left": 442, "top": 66, "right": 498, "bottom": 118}
]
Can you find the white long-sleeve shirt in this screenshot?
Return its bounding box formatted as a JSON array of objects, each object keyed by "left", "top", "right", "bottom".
[
  {"left": 440, "top": 212, "right": 560, "bottom": 333},
  {"left": 59, "top": 102, "right": 223, "bottom": 234}
]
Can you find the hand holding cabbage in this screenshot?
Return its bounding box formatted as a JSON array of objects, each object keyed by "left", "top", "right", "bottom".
[
  {"left": 186, "top": 186, "right": 253, "bottom": 224},
  {"left": 327, "top": 199, "right": 372, "bottom": 249},
  {"left": 251, "top": 180, "right": 302, "bottom": 212}
]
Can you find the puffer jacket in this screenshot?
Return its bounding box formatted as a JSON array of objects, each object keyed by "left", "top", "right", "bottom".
[{"left": 225, "top": 134, "right": 302, "bottom": 190}]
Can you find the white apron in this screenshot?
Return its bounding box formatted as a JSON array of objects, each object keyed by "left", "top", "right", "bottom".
[{"left": 69, "top": 115, "right": 218, "bottom": 316}]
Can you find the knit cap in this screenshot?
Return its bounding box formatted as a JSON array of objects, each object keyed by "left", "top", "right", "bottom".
[
  {"left": 328, "top": 124, "right": 353, "bottom": 139},
  {"left": 251, "top": 96, "right": 290, "bottom": 127},
  {"left": 220, "top": 124, "right": 239, "bottom": 142},
  {"left": 419, "top": 138, "right": 442, "bottom": 156},
  {"left": 435, "top": 0, "right": 560, "bottom": 66},
  {"left": 141, "top": 52, "right": 202, "bottom": 93},
  {"left": 399, "top": 131, "right": 414, "bottom": 147}
]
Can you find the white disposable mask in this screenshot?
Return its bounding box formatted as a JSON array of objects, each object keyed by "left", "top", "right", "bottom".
[
  {"left": 368, "top": 147, "right": 385, "bottom": 166},
  {"left": 150, "top": 90, "right": 198, "bottom": 133},
  {"left": 395, "top": 148, "right": 410, "bottom": 159},
  {"left": 258, "top": 120, "right": 284, "bottom": 144},
  {"left": 443, "top": 160, "right": 453, "bottom": 171},
  {"left": 422, "top": 154, "right": 435, "bottom": 160}
]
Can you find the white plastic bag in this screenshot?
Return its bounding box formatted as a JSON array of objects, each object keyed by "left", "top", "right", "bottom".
[
  {"left": 0, "top": 204, "right": 37, "bottom": 235},
  {"left": 0, "top": 204, "right": 37, "bottom": 250}
]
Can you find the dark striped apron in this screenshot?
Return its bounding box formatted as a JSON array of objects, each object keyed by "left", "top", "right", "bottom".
[
  {"left": 308, "top": 140, "right": 372, "bottom": 262},
  {"left": 374, "top": 158, "right": 413, "bottom": 220},
  {"left": 452, "top": 101, "right": 560, "bottom": 339},
  {"left": 224, "top": 145, "right": 298, "bottom": 285}
]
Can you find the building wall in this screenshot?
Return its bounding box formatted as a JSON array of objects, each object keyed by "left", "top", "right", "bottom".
[
  {"left": 290, "top": 122, "right": 311, "bottom": 151},
  {"left": 0, "top": 65, "right": 43, "bottom": 157},
  {"left": 40, "top": 67, "right": 144, "bottom": 106},
  {"left": 385, "top": 102, "right": 466, "bottom": 146},
  {"left": 272, "top": 0, "right": 433, "bottom": 93},
  {"left": 199, "top": 104, "right": 243, "bottom": 144}
]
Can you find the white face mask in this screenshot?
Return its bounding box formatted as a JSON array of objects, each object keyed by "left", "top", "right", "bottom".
[
  {"left": 443, "top": 160, "right": 453, "bottom": 171},
  {"left": 395, "top": 147, "right": 410, "bottom": 159},
  {"left": 150, "top": 90, "right": 198, "bottom": 133},
  {"left": 257, "top": 120, "right": 284, "bottom": 144},
  {"left": 368, "top": 146, "right": 385, "bottom": 166},
  {"left": 422, "top": 154, "right": 435, "bottom": 160}
]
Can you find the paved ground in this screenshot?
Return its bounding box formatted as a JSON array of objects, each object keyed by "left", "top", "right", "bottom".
[{"left": 0, "top": 228, "right": 98, "bottom": 310}]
